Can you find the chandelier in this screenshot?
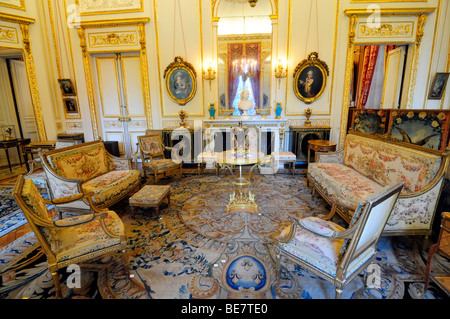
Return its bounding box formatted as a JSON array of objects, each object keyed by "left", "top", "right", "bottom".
[
  {"left": 232, "top": 56, "right": 257, "bottom": 82},
  {"left": 248, "top": 0, "right": 258, "bottom": 7},
  {"left": 232, "top": 17, "right": 258, "bottom": 81}
]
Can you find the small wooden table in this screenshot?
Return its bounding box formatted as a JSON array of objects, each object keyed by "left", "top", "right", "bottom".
[
  {"left": 129, "top": 185, "right": 171, "bottom": 215},
  {"left": 0, "top": 138, "right": 31, "bottom": 172},
  {"left": 307, "top": 140, "right": 337, "bottom": 164}
]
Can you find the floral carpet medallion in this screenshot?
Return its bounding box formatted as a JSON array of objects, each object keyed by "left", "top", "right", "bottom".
[{"left": 0, "top": 174, "right": 448, "bottom": 299}]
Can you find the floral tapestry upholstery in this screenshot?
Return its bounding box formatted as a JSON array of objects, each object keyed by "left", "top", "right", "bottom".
[
  {"left": 143, "top": 159, "right": 180, "bottom": 172},
  {"left": 21, "top": 179, "right": 53, "bottom": 223},
  {"left": 82, "top": 170, "right": 141, "bottom": 208},
  {"left": 46, "top": 143, "right": 110, "bottom": 182},
  {"left": 343, "top": 134, "right": 441, "bottom": 194},
  {"left": 140, "top": 135, "right": 164, "bottom": 157},
  {"left": 308, "top": 163, "right": 383, "bottom": 210},
  {"left": 129, "top": 185, "right": 170, "bottom": 206},
  {"left": 48, "top": 210, "right": 123, "bottom": 263}
]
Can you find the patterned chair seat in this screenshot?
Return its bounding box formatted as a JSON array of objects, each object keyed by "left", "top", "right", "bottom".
[
  {"left": 82, "top": 170, "right": 141, "bottom": 208},
  {"left": 129, "top": 185, "right": 170, "bottom": 206},
  {"left": 143, "top": 159, "right": 181, "bottom": 172},
  {"left": 47, "top": 211, "right": 124, "bottom": 263},
  {"left": 280, "top": 217, "right": 346, "bottom": 277},
  {"left": 308, "top": 163, "right": 383, "bottom": 211}
]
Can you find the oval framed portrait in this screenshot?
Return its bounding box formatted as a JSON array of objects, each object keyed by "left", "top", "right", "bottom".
[
  {"left": 293, "top": 52, "right": 329, "bottom": 104},
  {"left": 164, "top": 56, "right": 197, "bottom": 106}
]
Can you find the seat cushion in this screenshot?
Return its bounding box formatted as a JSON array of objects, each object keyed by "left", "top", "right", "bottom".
[
  {"left": 280, "top": 224, "right": 345, "bottom": 277},
  {"left": 48, "top": 210, "right": 124, "bottom": 263},
  {"left": 143, "top": 159, "right": 181, "bottom": 172},
  {"left": 272, "top": 151, "right": 296, "bottom": 161},
  {"left": 308, "top": 163, "right": 383, "bottom": 210},
  {"left": 82, "top": 170, "right": 141, "bottom": 208}
]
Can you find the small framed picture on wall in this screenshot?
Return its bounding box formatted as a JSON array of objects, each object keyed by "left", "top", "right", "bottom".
[
  {"left": 428, "top": 72, "right": 449, "bottom": 100},
  {"left": 63, "top": 98, "right": 78, "bottom": 114},
  {"left": 58, "top": 79, "right": 76, "bottom": 96}
]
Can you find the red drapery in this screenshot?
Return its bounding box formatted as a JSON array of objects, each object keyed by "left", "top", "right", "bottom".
[
  {"left": 357, "top": 45, "right": 379, "bottom": 108},
  {"left": 227, "top": 42, "right": 261, "bottom": 109}
]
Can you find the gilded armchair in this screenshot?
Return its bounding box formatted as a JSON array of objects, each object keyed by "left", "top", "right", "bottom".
[
  {"left": 423, "top": 212, "right": 450, "bottom": 296},
  {"left": 13, "top": 175, "right": 127, "bottom": 298},
  {"left": 24, "top": 140, "right": 82, "bottom": 193},
  {"left": 279, "top": 182, "right": 403, "bottom": 299},
  {"left": 138, "top": 134, "right": 183, "bottom": 184}
]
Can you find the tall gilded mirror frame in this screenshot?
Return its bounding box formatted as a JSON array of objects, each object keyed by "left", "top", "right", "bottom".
[
  {"left": 211, "top": 0, "right": 278, "bottom": 117},
  {"left": 339, "top": 7, "right": 435, "bottom": 148}
]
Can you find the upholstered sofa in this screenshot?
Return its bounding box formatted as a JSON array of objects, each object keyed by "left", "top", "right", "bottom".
[
  {"left": 39, "top": 141, "right": 141, "bottom": 211},
  {"left": 307, "top": 132, "right": 449, "bottom": 236}
]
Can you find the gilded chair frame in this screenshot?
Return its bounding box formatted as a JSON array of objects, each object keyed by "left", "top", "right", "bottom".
[
  {"left": 279, "top": 182, "right": 403, "bottom": 299},
  {"left": 13, "top": 175, "right": 127, "bottom": 298},
  {"left": 137, "top": 133, "right": 183, "bottom": 184}
]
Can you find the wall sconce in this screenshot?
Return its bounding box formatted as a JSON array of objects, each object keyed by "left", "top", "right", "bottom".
[
  {"left": 274, "top": 59, "right": 288, "bottom": 89},
  {"left": 202, "top": 61, "right": 216, "bottom": 90}
]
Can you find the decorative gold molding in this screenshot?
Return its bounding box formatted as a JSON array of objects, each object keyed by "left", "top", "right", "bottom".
[
  {"left": 88, "top": 31, "right": 138, "bottom": 48},
  {"left": 0, "top": 0, "right": 25, "bottom": 11},
  {"left": 75, "top": 0, "right": 143, "bottom": 16},
  {"left": 344, "top": 7, "right": 435, "bottom": 16},
  {"left": 71, "top": 17, "right": 150, "bottom": 29},
  {"left": 77, "top": 27, "right": 100, "bottom": 139},
  {"left": 0, "top": 25, "right": 18, "bottom": 43},
  {"left": 138, "top": 23, "right": 153, "bottom": 129},
  {"left": 358, "top": 22, "right": 414, "bottom": 38},
  {"left": 20, "top": 23, "right": 47, "bottom": 141},
  {"left": 0, "top": 12, "right": 34, "bottom": 24}
]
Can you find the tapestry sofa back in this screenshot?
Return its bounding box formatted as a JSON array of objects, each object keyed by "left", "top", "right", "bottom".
[
  {"left": 46, "top": 142, "right": 113, "bottom": 182},
  {"left": 343, "top": 134, "right": 442, "bottom": 195}
]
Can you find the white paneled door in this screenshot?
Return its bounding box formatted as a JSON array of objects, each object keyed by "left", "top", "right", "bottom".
[{"left": 93, "top": 53, "right": 147, "bottom": 157}]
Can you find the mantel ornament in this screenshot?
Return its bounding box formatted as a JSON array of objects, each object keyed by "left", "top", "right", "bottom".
[
  {"left": 164, "top": 56, "right": 197, "bottom": 106},
  {"left": 293, "top": 52, "right": 329, "bottom": 104}
]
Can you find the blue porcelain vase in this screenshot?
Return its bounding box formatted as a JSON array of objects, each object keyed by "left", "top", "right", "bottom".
[
  {"left": 209, "top": 103, "right": 216, "bottom": 119},
  {"left": 275, "top": 103, "right": 282, "bottom": 119}
]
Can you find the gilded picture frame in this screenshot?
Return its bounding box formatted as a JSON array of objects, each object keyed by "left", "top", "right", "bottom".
[
  {"left": 63, "top": 98, "right": 78, "bottom": 114},
  {"left": 58, "top": 79, "right": 76, "bottom": 96},
  {"left": 293, "top": 52, "right": 329, "bottom": 104},
  {"left": 163, "top": 56, "right": 197, "bottom": 106},
  {"left": 428, "top": 72, "right": 449, "bottom": 100}
]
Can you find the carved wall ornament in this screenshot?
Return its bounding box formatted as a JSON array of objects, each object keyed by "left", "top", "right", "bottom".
[
  {"left": 89, "top": 31, "right": 138, "bottom": 48},
  {"left": 0, "top": 26, "right": 17, "bottom": 43},
  {"left": 358, "top": 22, "right": 414, "bottom": 38}
]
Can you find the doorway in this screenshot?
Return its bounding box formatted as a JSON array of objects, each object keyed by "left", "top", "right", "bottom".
[
  {"left": 0, "top": 49, "right": 37, "bottom": 168},
  {"left": 92, "top": 52, "right": 148, "bottom": 158}
]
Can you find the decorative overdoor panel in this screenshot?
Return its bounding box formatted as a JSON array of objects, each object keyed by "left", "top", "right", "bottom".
[{"left": 93, "top": 53, "right": 146, "bottom": 157}]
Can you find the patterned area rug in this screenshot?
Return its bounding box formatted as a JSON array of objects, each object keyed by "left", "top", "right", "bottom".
[{"left": 0, "top": 173, "right": 448, "bottom": 299}]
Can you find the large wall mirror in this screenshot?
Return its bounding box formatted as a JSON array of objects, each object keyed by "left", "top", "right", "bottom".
[{"left": 216, "top": 0, "right": 273, "bottom": 117}]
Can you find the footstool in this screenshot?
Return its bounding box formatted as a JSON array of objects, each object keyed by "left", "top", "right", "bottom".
[
  {"left": 271, "top": 151, "right": 297, "bottom": 176},
  {"left": 197, "top": 151, "right": 219, "bottom": 175},
  {"left": 129, "top": 185, "right": 171, "bottom": 215}
]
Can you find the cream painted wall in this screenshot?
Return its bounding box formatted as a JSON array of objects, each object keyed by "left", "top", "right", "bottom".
[{"left": 0, "top": 0, "right": 448, "bottom": 148}]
